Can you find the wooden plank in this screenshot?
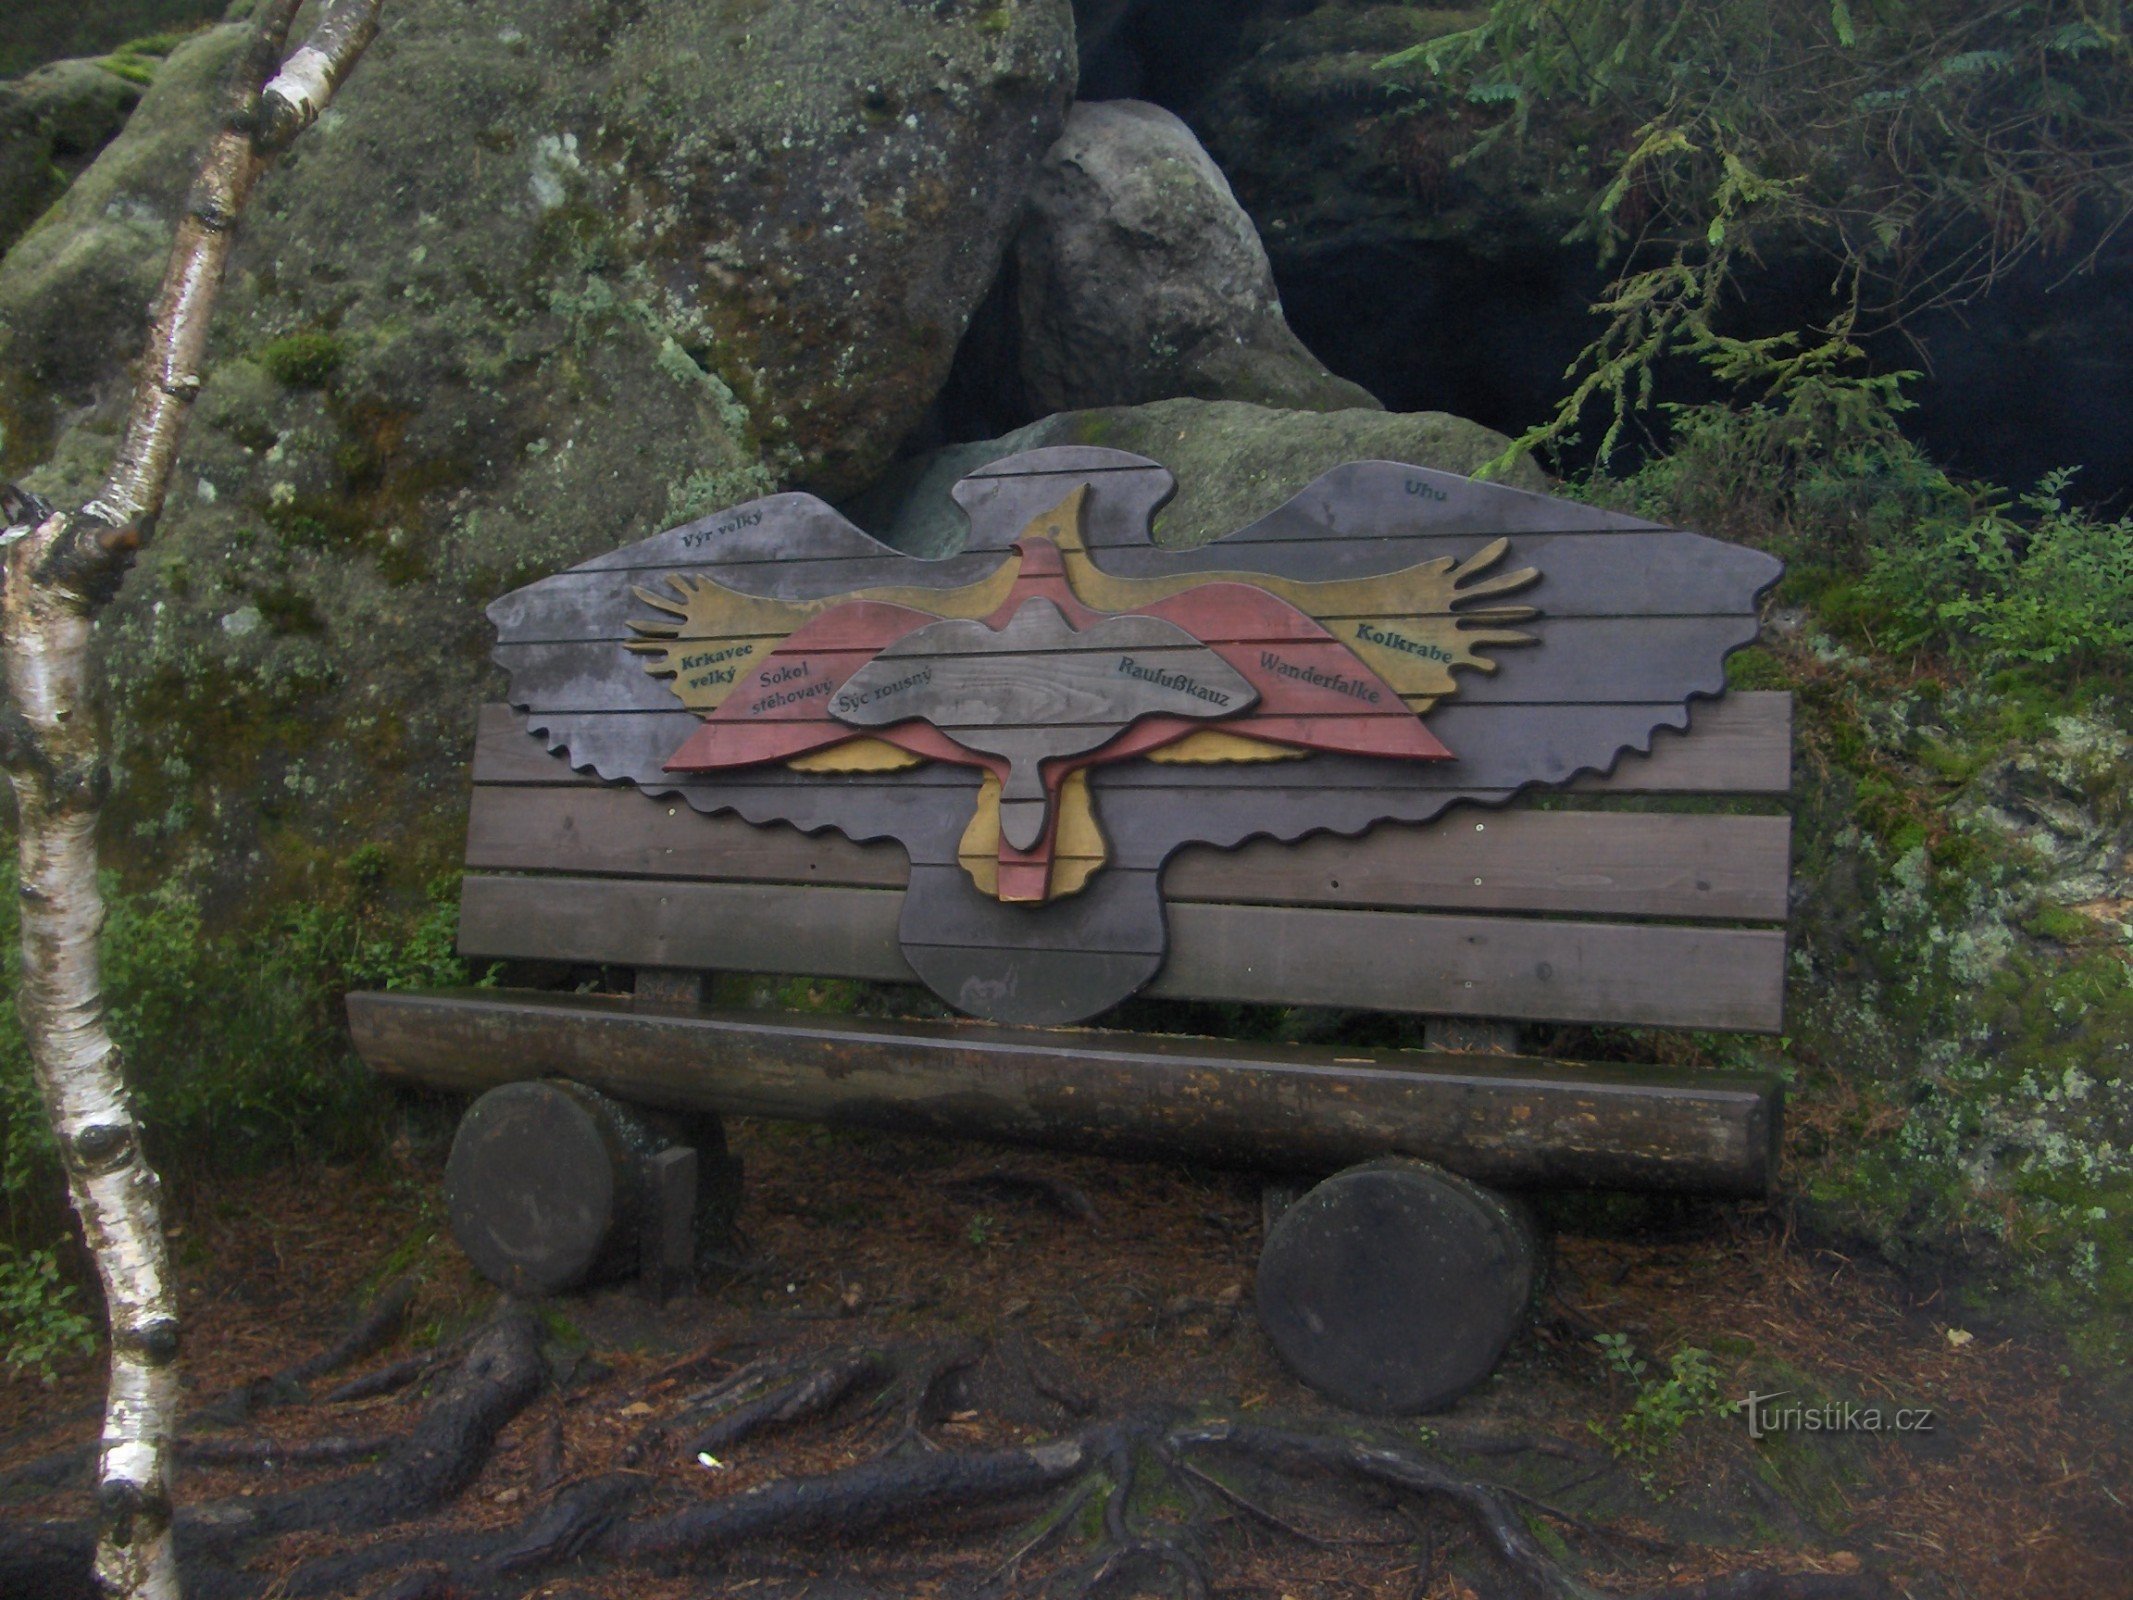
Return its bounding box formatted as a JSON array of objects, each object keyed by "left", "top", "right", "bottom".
[
  {"left": 467, "top": 786, "right": 1788, "bottom": 922},
  {"left": 463, "top": 874, "right": 1784, "bottom": 1031},
  {"left": 1149, "top": 904, "right": 1786, "bottom": 1031},
  {"left": 897, "top": 865, "right": 1166, "bottom": 953},
  {"left": 562, "top": 491, "right": 1016, "bottom": 575},
  {"left": 1162, "top": 812, "right": 1791, "bottom": 921},
  {"left": 348, "top": 987, "right": 1780, "bottom": 1195},
  {"left": 491, "top": 555, "right": 1008, "bottom": 639},
  {"left": 1568, "top": 692, "right": 1790, "bottom": 793},
  {"left": 473, "top": 705, "right": 700, "bottom": 783},
  {"left": 904, "top": 944, "right": 1165, "bottom": 1028},
  {"left": 457, "top": 875, "right": 915, "bottom": 980},
  {"left": 471, "top": 694, "right": 1793, "bottom": 794},
  {"left": 464, "top": 786, "right": 910, "bottom": 886}
]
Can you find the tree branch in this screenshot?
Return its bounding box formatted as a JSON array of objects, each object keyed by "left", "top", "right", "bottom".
[
  {"left": 260, "top": 0, "right": 385, "bottom": 150},
  {"left": 1, "top": 5, "right": 388, "bottom": 1598},
  {"left": 40, "top": 0, "right": 385, "bottom": 609}
]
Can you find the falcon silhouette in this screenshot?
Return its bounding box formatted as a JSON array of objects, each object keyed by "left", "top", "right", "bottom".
[{"left": 660, "top": 514, "right": 1445, "bottom": 889}]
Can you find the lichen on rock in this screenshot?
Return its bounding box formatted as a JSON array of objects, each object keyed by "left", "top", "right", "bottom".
[{"left": 0, "top": 0, "right": 1076, "bottom": 908}]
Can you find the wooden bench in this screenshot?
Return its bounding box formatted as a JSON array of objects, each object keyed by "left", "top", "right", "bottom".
[{"left": 350, "top": 447, "right": 1789, "bottom": 1413}]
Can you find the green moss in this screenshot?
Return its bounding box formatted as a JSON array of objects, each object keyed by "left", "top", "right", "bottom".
[
  {"left": 93, "top": 29, "right": 196, "bottom": 87},
  {"left": 667, "top": 463, "right": 776, "bottom": 524},
  {"left": 1723, "top": 646, "right": 1787, "bottom": 690},
  {"left": 2022, "top": 904, "right": 2098, "bottom": 944},
  {"left": 258, "top": 331, "right": 345, "bottom": 390}
]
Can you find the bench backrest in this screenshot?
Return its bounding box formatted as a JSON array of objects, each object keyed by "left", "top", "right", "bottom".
[{"left": 459, "top": 689, "right": 1791, "bottom": 1033}]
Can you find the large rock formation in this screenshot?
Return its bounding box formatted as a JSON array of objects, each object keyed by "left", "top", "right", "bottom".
[
  {"left": 1014, "top": 99, "right": 1378, "bottom": 416},
  {"left": 858, "top": 396, "right": 1540, "bottom": 557},
  {"left": 0, "top": 0, "right": 226, "bottom": 79},
  {"left": 0, "top": 55, "right": 145, "bottom": 258},
  {"left": 0, "top": 0, "right": 1076, "bottom": 903}
]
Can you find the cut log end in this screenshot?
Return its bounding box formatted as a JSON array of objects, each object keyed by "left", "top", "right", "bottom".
[
  {"left": 444, "top": 1082, "right": 624, "bottom": 1296},
  {"left": 1254, "top": 1158, "right": 1540, "bottom": 1414}
]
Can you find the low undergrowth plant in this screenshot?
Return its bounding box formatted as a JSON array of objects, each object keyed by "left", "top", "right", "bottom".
[
  {"left": 1853, "top": 469, "right": 2133, "bottom": 682},
  {"left": 0, "top": 1242, "right": 97, "bottom": 1383},
  {"left": 1591, "top": 1333, "right": 1739, "bottom": 1493},
  {"left": 1590, "top": 377, "right": 2131, "bottom": 693},
  {"left": 0, "top": 850, "right": 480, "bottom": 1281}
]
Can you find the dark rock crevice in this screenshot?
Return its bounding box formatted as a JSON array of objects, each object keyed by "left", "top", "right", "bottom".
[{"left": 1048, "top": 0, "right": 2133, "bottom": 505}]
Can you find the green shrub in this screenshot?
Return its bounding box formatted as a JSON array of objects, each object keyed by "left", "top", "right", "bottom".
[
  {"left": 0, "top": 1244, "right": 96, "bottom": 1382},
  {"left": 1858, "top": 470, "right": 2133, "bottom": 680},
  {"left": 0, "top": 857, "right": 479, "bottom": 1260},
  {"left": 1382, "top": 0, "right": 2133, "bottom": 470},
  {"left": 1590, "top": 380, "right": 2129, "bottom": 688}
]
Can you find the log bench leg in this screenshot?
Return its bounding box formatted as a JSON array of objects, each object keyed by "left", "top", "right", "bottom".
[
  {"left": 1254, "top": 1158, "right": 1540, "bottom": 1414},
  {"left": 443, "top": 1079, "right": 739, "bottom": 1299}
]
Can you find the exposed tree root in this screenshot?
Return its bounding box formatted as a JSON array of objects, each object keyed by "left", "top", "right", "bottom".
[
  {"left": 175, "top": 1433, "right": 398, "bottom": 1469},
  {"left": 678, "top": 1346, "right": 888, "bottom": 1457},
  {"left": 618, "top": 1429, "right": 1106, "bottom": 1560},
  {"left": 0, "top": 1306, "right": 545, "bottom": 1600},
  {"left": 0, "top": 1319, "right": 1896, "bottom": 1600},
  {"left": 0, "top": 1276, "right": 425, "bottom": 1499},
  {"left": 866, "top": 1337, "right": 984, "bottom": 1454},
  {"left": 320, "top": 1347, "right": 447, "bottom": 1405},
  {"left": 278, "top": 1275, "right": 418, "bottom": 1386},
  {"left": 1178, "top": 1422, "right": 1885, "bottom": 1600},
  {"left": 187, "top": 1305, "right": 544, "bottom": 1547}
]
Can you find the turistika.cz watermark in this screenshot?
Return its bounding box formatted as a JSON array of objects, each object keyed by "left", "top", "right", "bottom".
[{"left": 1739, "top": 1391, "right": 1937, "bottom": 1440}]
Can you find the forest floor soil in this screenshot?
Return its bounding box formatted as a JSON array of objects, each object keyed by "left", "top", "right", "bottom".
[{"left": 0, "top": 1119, "right": 2126, "bottom": 1599}]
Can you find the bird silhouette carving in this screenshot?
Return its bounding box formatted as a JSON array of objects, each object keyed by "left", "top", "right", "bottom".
[
  {"left": 637, "top": 487, "right": 1486, "bottom": 902},
  {"left": 489, "top": 445, "right": 1778, "bottom": 1025}
]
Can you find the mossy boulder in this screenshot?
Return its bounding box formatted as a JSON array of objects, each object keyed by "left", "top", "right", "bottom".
[
  {"left": 1776, "top": 676, "right": 2133, "bottom": 1369},
  {"left": 0, "top": 25, "right": 239, "bottom": 466},
  {"left": 0, "top": 0, "right": 1075, "bottom": 909},
  {"left": 853, "top": 395, "right": 1543, "bottom": 556},
  {"left": 0, "top": 55, "right": 148, "bottom": 258},
  {"left": 1014, "top": 99, "right": 1379, "bottom": 415},
  {"left": 0, "top": 0, "right": 226, "bottom": 80}
]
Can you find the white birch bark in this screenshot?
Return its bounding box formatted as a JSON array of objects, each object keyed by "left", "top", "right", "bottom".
[{"left": 0, "top": 2, "right": 385, "bottom": 1593}]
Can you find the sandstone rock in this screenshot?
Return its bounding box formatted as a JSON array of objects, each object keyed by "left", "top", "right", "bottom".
[
  {"left": 0, "top": 1, "right": 225, "bottom": 80},
  {"left": 0, "top": 0, "right": 1075, "bottom": 904},
  {"left": 857, "top": 395, "right": 1540, "bottom": 558},
  {"left": 0, "top": 56, "right": 145, "bottom": 258},
  {"left": 1955, "top": 714, "right": 2133, "bottom": 914},
  {"left": 1013, "top": 99, "right": 1377, "bottom": 417}
]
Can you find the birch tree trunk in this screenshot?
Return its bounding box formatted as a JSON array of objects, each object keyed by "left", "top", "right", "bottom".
[{"left": 0, "top": 4, "right": 384, "bottom": 1594}]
